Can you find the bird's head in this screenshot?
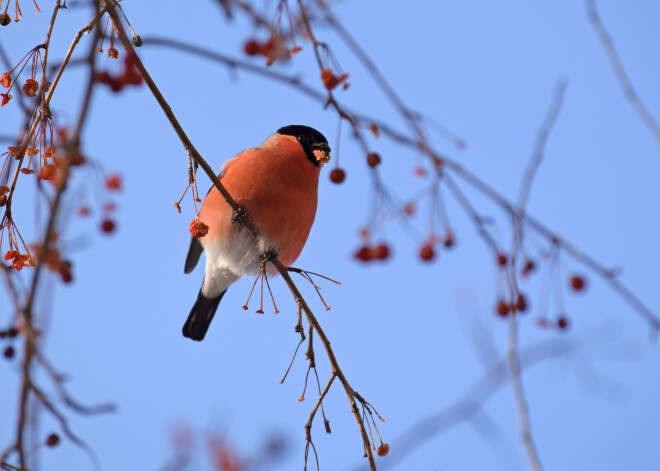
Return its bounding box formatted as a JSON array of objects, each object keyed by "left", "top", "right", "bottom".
[{"left": 277, "top": 125, "right": 331, "bottom": 168}]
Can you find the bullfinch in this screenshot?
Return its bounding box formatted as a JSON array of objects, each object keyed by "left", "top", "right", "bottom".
[{"left": 182, "top": 125, "right": 331, "bottom": 341}]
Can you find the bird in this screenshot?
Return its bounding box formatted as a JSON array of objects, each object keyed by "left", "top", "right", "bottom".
[{"left": 182, "top": 125, "right": 331, "bottom": 341}]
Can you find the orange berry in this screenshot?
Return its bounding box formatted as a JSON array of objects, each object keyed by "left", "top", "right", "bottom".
[
  {"left": 38, "top": 164, "right": 57, "bottom": 181},
  {"left": 189, "top": 219, "right": 209, "bottom": 238},
  {"left": 419, "top": 244, "right": 435, "bottom": 261},
  {"left": 366, "top": 152, "right": 381, "bottom": 168},
  {"left": 329, "top": 168, "right": 346, "bottom": 184},
  {"left": 369, "top": 123, "right": 380, "bottom": 138},
  {"left": 0, "top": 195, "right": 6, "bottom": 207},
  {"left": 1, "top": 72, "right": 10, "bottom": 88},
  {"left": 1, "top": 92, "right": 11, "bottom": 106},
  {"left": 377, "top": 443, "right": 390, "bottom": 457},
  {"left": 0, "top": 185, "right": 9, "bottom": 196},
  {"left": 105, "top": 174, "right": 122, "bottom": 191},
  {"left": 22, "top": 79, "right": 38, "bottom": 97}
]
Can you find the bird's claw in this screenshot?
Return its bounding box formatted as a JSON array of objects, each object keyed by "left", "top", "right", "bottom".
[
  {"left": 261, "top": 249, "right": 278, "bottom": 264},
  {"left": 231, "top": 207, "right": 246, "bottom": 224}
]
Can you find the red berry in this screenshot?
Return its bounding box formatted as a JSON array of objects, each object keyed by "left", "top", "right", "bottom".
[
  {"left": 496, "top": 253, "right": 507, "bottom": 267},
  {"left": 366, "top": 152, "right": 381, "bottom": 168},
  {"left": 570, "top": 275, "right": 586, "bottom": 292},
  {"left": 101, "top": 219, "right": 115, "bottom": 233},
  {"left": 354, "top": 246, "right": 372, "bottom": 262},
  {"left": 419, "top": 244, "right": 435, "bottom": 261},
  {"left": 371, "top": 243, "right": 390, "bottom": 260},
  {"left": 244, "top": 40, "right": 260, "bottom": 56},
  {"left": 515, "top": 294, "right": 527, "bottom": 312},
  {"left": 521, "top": 259, "right": 535, "bottom": 277},
  {"left": 496, "top": 300, "right": 510, "bottom": 317},
  {"left": 329, "top": 168, "right": 346, "bottom": 184},
  {"left": 444, "top": 231, "right": 455, "bottom": 248},
  {"left": 3, "top": 345, "right": 14, "bottom": 359},
  {"left": 45, "top": 433, "right": 60, "bottom": 447},
  {"left": 557, "top": 316, "right": 569, "bottom": 330}
]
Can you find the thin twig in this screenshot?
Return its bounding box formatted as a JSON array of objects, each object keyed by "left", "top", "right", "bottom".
[{"left": 585, "top": 0, "right": 660, "bottom": 147}]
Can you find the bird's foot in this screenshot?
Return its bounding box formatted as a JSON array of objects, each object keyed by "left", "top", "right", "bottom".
[
  {"left": 231, "top": 207, "right": 246, "bottom": 224},
  {"left": 260, "top": 249, "right": 278, "bottom": 264}
]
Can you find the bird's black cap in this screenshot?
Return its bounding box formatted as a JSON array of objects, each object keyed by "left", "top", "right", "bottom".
[{"left": 277, "top": 125, "right": 330, "bottom": 167}]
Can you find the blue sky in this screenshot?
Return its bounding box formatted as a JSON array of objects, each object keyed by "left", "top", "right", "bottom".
[{"left": 1, "top": 1, "right": 659, "bottom": 470}]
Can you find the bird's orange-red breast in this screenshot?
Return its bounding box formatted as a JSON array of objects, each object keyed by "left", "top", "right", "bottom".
[{"left": 183, "top": 125, "right": 330, "bottom": 341}]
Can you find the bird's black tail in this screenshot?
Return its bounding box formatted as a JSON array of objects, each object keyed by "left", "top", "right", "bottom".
[{"left": 182, "top": 288, "right": 227, "bottom": 341}]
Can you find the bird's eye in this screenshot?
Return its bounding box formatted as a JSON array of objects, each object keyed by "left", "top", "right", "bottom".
[{"left": 297, "top": 135, "right": 303, "bottom": 141}]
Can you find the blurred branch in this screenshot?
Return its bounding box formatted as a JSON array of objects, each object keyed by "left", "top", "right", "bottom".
[
  {"left": 506, "top": 80, "right": 567, "bottom": 471},
  {"left": 585, "top": 0, "right": 660, "bottom": 147},
  {"left": 373, "top": 333, "right": 612, "bottom": 470}
]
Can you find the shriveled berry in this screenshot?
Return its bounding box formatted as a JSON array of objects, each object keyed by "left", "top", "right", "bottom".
[
  {"left": 0, "top": 13, "right": 10, "bottom": 26},
  {"left": 132, "top": 35, "right": 143, "bottom": 47},
  {"left": 45, "top": 433, "right": 60, "bottom": 447},
  {"left": 419, "top": 244, "right": 435, "bottom": 261},
  {"left": 515, "top": 294, "right": 527, "bottom": 312},
  {"left": 189, "top": 219, "right": 209, "bottom": 238},
  {"left": 366, "top": 152, "right": 381, "bottom": 168},
  {"left": 371, "top": 243, "right": 390, "bottom": 260},
  {"left": 570, "top": 275, "right": 586, "bottom": 292},
  {"left": 329, "top": 168, "right": 346, "bottom": 184},
  {"left": 496, "top": 300, "right": 510, "bottom": 317},
  {"left": 354, "top": 246, "right": 372, "bottom": 262},
  {"left": 101, "top": 219, "right": 116, "bottom": 233}
]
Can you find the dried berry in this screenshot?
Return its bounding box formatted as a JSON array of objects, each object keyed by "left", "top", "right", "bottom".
[
  {"left": 329, "top": 168, "right": 346, "bottom": 184},
  {"left": 0, "top": 13, "right": 10, "bottom": 26},
  {"left": 496, "top": 253, "right": 507, "bottom": 267},
  {"left": 189, "top": 219, "right": 209, "bottom": 238},
  {"left": 515, "top": 293, "right": 527, "bottom": 312},
  {"left": 22, "top": 78, "right": 38, "bottom": 97},
  {"left": 377, "top": 443, "right": 389, "bottom": 457},
  {"left": 132, "top": 35, "right": 143, "bottom": 47},
  {"left": 1, "top": 72, "right": 10, "bottom": 88}
]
